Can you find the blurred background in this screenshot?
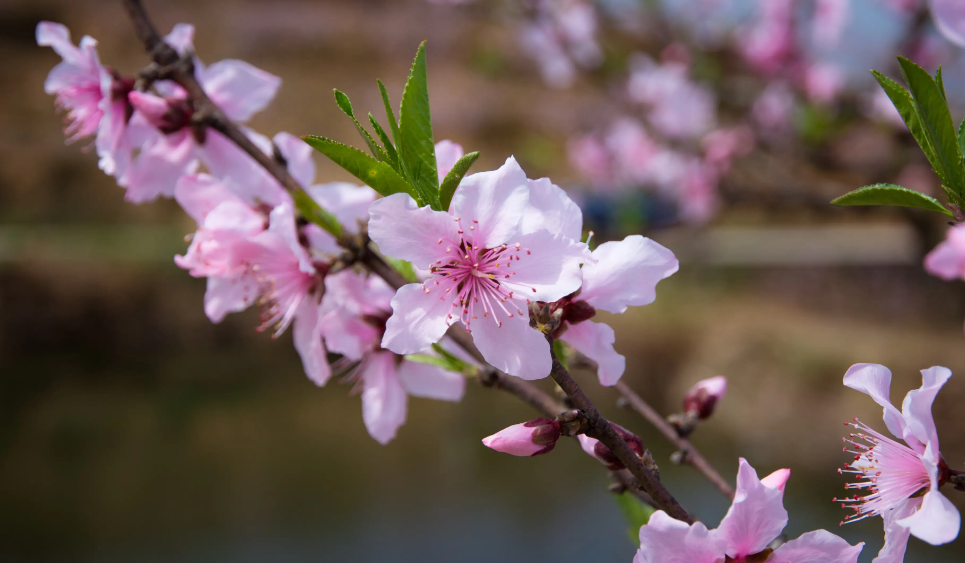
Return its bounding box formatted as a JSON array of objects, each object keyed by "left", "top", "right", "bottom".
[{"left": 3, "top": 0, "right": 965, "bottom": 561}]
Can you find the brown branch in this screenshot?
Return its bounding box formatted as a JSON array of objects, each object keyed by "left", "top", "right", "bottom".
[
  {"left": 615, "top": 380, "right": 734, "bottom": 500},
  {"left": 548, "top": 336, "right": 693, "bottom": 523}
]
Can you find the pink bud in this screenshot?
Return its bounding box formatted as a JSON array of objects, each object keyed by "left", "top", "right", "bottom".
[
  {"left": 761, "top": 468, "right": 791, "bottom": 492},
  {"left": 683, "top": 376, "right": 727, "bottom": 420},
  {"left": 576, "top": 424, "right": 644, "bottom": 471},
  {"left": 481, "top": 417, "right": 561, "bottom": 457}
]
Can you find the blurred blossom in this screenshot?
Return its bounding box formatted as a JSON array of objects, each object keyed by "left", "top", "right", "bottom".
[
  {"left": 925, "top": 224, "right": 965, "bottom": 281},
  {"left": 895, "top": 163, "right": 937, "bottom": 196},
  {"left": 812, "top": 0, "right": 852, "bottom": 48},
  {"left": 865, "top": 89, "right": 907, "bottom": 128},
  {"left": 519, "top": 22, "right": 576, "bottom": 88},
  {"left": 518, "top": 0, "right": 602, "bottom": 88},
  {"left": 435, "top": 140, "right": 464, "bottom": 183},
  {"left": 739, "top": 0, "right": 796, "bottom": 74},
  {"left": 752, "top": 82, "right": 796, "bottom": 131},
  {"left": 931, "top": 0, "right": 965, "bottom": 47},
  {"left": 628, "top": 54, "right": 716, "bottom": 140},
  {"left": 804, "top": 62, "right": 845, "bottom": 104},
  {"left": 568, "top": 134, "right": 613, "bottom": 189},
  {"left": 878, "top": 0, "right": 924, "bottom": 13},
  {"left": 683, "top": 376, "right": 727, "bottom": 420},
  {"left": 702, "top": 126, "right": 754, "bottom": 174},
  {"left": 606, "top": 118, "right": 659, "bottom": 185}
]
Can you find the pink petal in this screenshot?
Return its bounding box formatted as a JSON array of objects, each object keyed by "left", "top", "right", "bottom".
[
  {"left": 872, "top": 499, "right": 918, "bottom": 563},
  {"left": 770, "top": 530, "right": 863, "bottom": 563},
  {"left": 580, "top": 235, "right": 679, "bottom": 314},
  {"left": 200, "top": 59, "right": 281, "bottom": 123},
  {"left": 174, "top": 173, "right": 244, "bottom": 223},
  {"left": 96, "top": 99, "right": 133, "bottom": 180},
  {"left": 361, "top": 352, "right": 408, "bottom": 445},
  {"left": 931, "top": 0, "right": 965, "bottom": 47},
  {"left": 164, "top": 23, "right": 195, "bottom": 55},
  {"left": 368, "top": 193, "right": 461, "bottom": 267},
  {"left": 637, "top": 511, "right": 723, "bottom": 563},
  {"left": 481, "top": 421, "right": 551, "bottom": 457},
  {"left": 898, "top": 488, "right": 960, "bottom": 545},
  {"left": 924, "top": 238, "right": 965, "bottom": 280},
  {"left": 273, "top": 132, "right": 316, "bottom": 188},
  {"left": 900, "top": 366, "right": 951, "bottom": 456},
  {"left": 520, "top": 177, "right": 583, "bottom": 242},
  {"left": 842, "top": 363, "right": 907, "bottom": 441},
  {"left": 382, "top": 283, "right": 453, "bottom": 355},
  {"left": 36, "top": 22, "right": 85, "bottom": 68},
  {"left": 470, "top": 306, "right": 550, "bottom": 380},
  {"left": 435, "top": 140, "right": 464, "bottom": 183},
  {"left": 560, "top": 320, "right": 625, "bottom": 386},
  {"left": 203, "top": 274, "right": 258, "bottom": 323},
  {"left": 450, "top": 156, "right": 530, "bottom": 247},
  {"left": 266, "top": 202, "right": 315, "bottom": 274},
  {"left": 292, "top": 298, "right": 331, "bottom": 387},
  {"left": 759, "top": 468, "right": 790, "bottom": 492},
  {"left": 123, "top": 130, "right": 199, "bottom": 203},
  {"left": 397, "top": 360, "right": 466, "bottom": 401},
  {"left": 320, "top": 309, "right": 380, "bottom": 360},
  {"left": 201, "top": 130, "right": 288, "bottom": 208},
  {"left": 308, "top": 182, "right": 377, "bottom": 228},
  {"left": 577, "top": 434, "right": 599, "bottom": 458},
  {"left": 715, "top": 458, "right": 788, "bottom": 559},
  {"left": 128, "top": 91, "right": 169, "bottom": 129},
  {"left": 501, "top": 229, "right": 585, "bottom": 303}
]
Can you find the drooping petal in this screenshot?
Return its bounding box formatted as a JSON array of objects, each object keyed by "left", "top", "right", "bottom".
[
  {"left": 715, "top": 458, "right": 788, "bottom": 559},
  {"left": 382, "top": 283, "right": 454, "bottom": 355},
  {"left": 200, "top": 59, "right": 281, "bottom": 123},
  {"left": 560, "top": 320, "right": 624, "bottom": 386},
  {"left": 842, "top": 363, "right": 907, "bottom": 441},
  {"left": 361, "top": 352, "right": 408, "bottom": 445},
  {"left": 520, "top": 177, "right": 583, "bottom": 241},
  {"left": 203, "top": 274, "right": 258, "bottom": 323},
  {"left": 174, "top": 173, "right": 245, "bottom": 223},
  {"left": 924, "top": 227, "right": 965, "bottom": 280},
  {"left": 267, "top": 202, "right": 315, "bottom": 274},
  {"left": 123, "top": 130, "right": 199, "bottom": 203},
  {"left": 900, "top": 366, "right": 952, "bottom": 455},
  {"left": 272, "top": 131, "right": 316, "bottom": 188},
  {"left": 450, "top": 156, "right": 530, "bottom": 248},
  {"left": 471, "top": 306, "right": 550, "bottom": 380},
  {"left": 636, "top": 511, "right": 723, "bottom": 563},
  {"left": 500, "top": 229, "right": 585, "bottom": 303},
  {"left": 320, "top": 309, "right": 380, "bottom": 360},
  {"left": 397, "top": 359, "right": 466, "bottom": 401},
  {"left": 292, "top": 297, "right": 331, "bottom": 387},
  {"left": 435, "top": 140, "right": 464, "bottom": 183},
  {"left": 931, "top": 0, "right": 965, "bottom": 47},
  {"left": 898, "top": 488, "right": 960, "bottom": 545},
  {"left": 770, "top": 530, "right": 863, "bottom": 563},
  {"left": 369, "top": 193, "right": 460, "bottom": 267},
  {"left": 872, "top": 499, "right": 918, "bottom": 563},
  {"left": 580, "top": 235, "right": 679, "bottom": 314}
]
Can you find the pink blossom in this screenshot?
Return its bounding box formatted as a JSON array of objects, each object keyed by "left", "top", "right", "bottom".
[
  {"left": 702, "top": 127, "right": 754, "bottom": 174},
  {"left": 368, "top": 157, "right": 585, "bottom": 380},
  {"left": 836, "top": 364, "right": 960, "bottom": 560},
  {"left": 753, "top": 82, "right": 795, "bottom": 131},
  {"left": 924, "top": 224, "right": 965, "bottom": 281},
  {"left": 321, "top": 269, "right": 466, "bottom": 444},
  {"left": 577, "top": 425, "right": 643, "bottom": 470},
  {"left": 931, "top": 0, "right": 965, "bottom": 47},
  {"left": 635, "top": 459, "right": 864, "bottom": 563},
  {"left": 628, "top": 56, "right": 716, "bottom": 140},
  {"left": 435, "top": 140, "right": 464, "bottom": 183},
  {"left": 683, "top": 376, "right": 727, "bottom": 420},
  {"left": 482, "top": 417, "right": 561, "bottom": 457},
  {"left": 568, "top": 134, "right": 613, "bottom": 189},
  {"left": 551, "top": 235, "right": 677, "bottom": 385},
  {"left": 605, "top": 119, "right": 660, "bottom": 185},
  {"left": 813, "top": 0, "right": 851, "bottom": 48},
  {"left": 519, "top": 22, "right": 577, "bottom": 88},
  {"left": 739, "top": 0, "right": 796, "bottom": 74},
  {"left": 678, "top": 161, "right": 720, "bottom": 225},
  {"left": 804, "top": 63, "right": 845, "bottom": 104}
]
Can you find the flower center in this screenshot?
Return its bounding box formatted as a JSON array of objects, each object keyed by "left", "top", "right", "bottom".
[
  {"left": 834, "top": 418, "right": 931, "bottom": 525},
  {"left": 253, "top": 255, "right": 325, "bottom": 336},
  {"left": 426, "top": 217, "right": 535, "bottom": 331}
]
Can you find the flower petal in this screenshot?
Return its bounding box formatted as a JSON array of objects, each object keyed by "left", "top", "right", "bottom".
[
  {"left": 382, "top": 282, "right": 454, "bottom": 355},
  {"left": 273, "top": 132, "right": 316, "bottom": 188},
  {"left": 759, "top": 468, "right": 791, "bottom": 492},
  {"left": 580, "top": 235, "right": 679, "bottom": 314},
  {"left": 308, "top": 182, "right": 377, "bottom": 228},
  {"left": 292, "top": 297, "right": 331, "bottom": 387},
  {"left": 560, "top": 320, "right": 625, "bottom": 386},
  {"left": 435, "top": 140, "right": 464, "bottom": 183},
  {"left": 872, "top": 499, "right": 918, "bottom": 563},
  {"left": 842, "top": 363, "right": 907, "bottom": 441},
  {"left": 451, "top": 156, "right": 529, "bottom": 247},
  {"left": 715, "top": 458, "right": 788, "bottom": 559},
  {"left": 203, "top": 274, "right": 258, "bottom": 323},
  {"left": 361, "top": 352, "right": 408, "bottom": 445},
  {"left": 898, "top": 489, "right": 960, "bottom": 545},
  {"left": 123, "top": 130, "right": 199, "bottom": 203},
  {"left": 164, "top": 23, "right": 195, "bottom": 55},
  {"left": 369, "top": 193, "right": 460, "bottom": 267},
  {"left": 636, "top": 511, "right": 723, "bottom": 563},
  {"left": 200, "top": 59, "right": 281, "bottom": 123},
  {"left": 932, "top": 0, "right": 965, "bottom": 47},
  {"left": 501, "top": 229, "right": 585, "bottom": 302},
  {"left": 900, "top": 366, "right": 952, "bottom": 454},
  {"left": 36, "top": 22, "right": 85, "bottom": 67},
  {"left": 267, "top": 202, "right": 315, "bottom": 274},
  {"left": 174, "top": 173, "right": 244, "bottom": 223},
  {"left": 471, "top": 307, "right": 550, "bottom": 380},
  {"left": 770, "top": 530, "right": 863, "bottom": 563},
  {"left": 398, "top": 360, "right": 466, "bottom": 401},
  {"left": 521, "top": 177, "right": 583, "bottom": 241},
  {"left": 924, "top": 233, "right": 965, "bottom": 280}
]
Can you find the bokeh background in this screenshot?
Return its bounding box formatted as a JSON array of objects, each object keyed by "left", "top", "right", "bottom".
[{"left": 3, "top": 0, "right": 965, "bottom": 561}]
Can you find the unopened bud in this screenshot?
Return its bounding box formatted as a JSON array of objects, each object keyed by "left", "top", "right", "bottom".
[
  {"left": 481, "top": 417, "right": 561, "bottom": 457},
  {"left": 576, "top": 423, "right": 644, "bottom": 471},
  {"left": 683, "top": 376, "right": 727, "bottom": 420}
]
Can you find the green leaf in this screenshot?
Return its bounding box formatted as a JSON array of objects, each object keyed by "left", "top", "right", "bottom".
[
  {"left": 614, "top": 493, "right": 655, "bottom": 544},
  {"left": 383, "top": 255, "right": 419, "bottom": 283},
  {"left": 368, "top": 113, "right": 401, "bottom": 172},
  {"left": 897, "top": 56, "right": 965, "bottom": 196},
  {"left": 333, "top": 89, "right": 389, "bottom": 163},
  {"left": 405, "top": 346, "right": 475, "bottom": 375},
  {"left": 302, "top": 135, "right": 417, "bottom": 201},
  {"left": 936, "top": 66, "right": 946, "bottom": 100},
  {"left": 958, "top": 117, "right": 965, "bottom": 160},
  {"left": 377, "top": 79, "right": 402, "bottom": 150},
  {"left": 831, "top": 183, "right": 952, "bottom": 216},
  {"left": 553, "top": 339, "right": 569, "bottom": 372},
  {"left": 431, "top": 343, "right": 477, "bottom": 375},
  {"left": 398, "top": 41, "right": 440, "bottom": 209},
  {"left": 871, "top": 70, "right": 943, "bottom": 183},
  {"left": 293, "top": 188, "right": 343, "bottom": 238},
  {"left": 439, "top": 151, "right": 480, "bottom": 211}
]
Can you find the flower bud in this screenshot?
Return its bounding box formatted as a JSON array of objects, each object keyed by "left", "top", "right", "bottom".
[
  {"left": 481, "top": 417, "right": 561, "bottom": 457},
  {"left": 683, "top": 376, "right": 727, "bottom": 420},
  {"left": 576, "top": 423, "right": 644, "bottom": 471}
]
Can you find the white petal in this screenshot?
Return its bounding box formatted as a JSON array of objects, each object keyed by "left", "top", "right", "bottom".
[
  {"left": 580, "top": 235, "right": 678, "bottom": 314},
  {"left": 382, "top": 283, "right": 453, "bottom": 355},
  {"left": 500, "top": 229, "right": 585, "bottom": 303},
  {"left": 770, "top": 530, "right": 863, "bottom": 563},
  {"left": 521, "top": 177, "right": 583, "bottom": 241},
  {"left": 369, "top": 193, "right": 460, "bottom": 267},
  {"left": 898, "top": 490, "right": 961, "bottom": 545},
  {"left": 560, "top": 321, "right": 625, "bottom": 386},
  {"left": 273, "top": 132, "right": 315, "bottom": 188},
  {"left": 398, "top": 360, "right": 466, "bottom": 401},
  {"left": 292, "top": 298, "right": 331, "bottom": 386},
  {"left": 637, "top": 511, "right": 723, "bottom": 563},
  {"left": 872, "top": 499, "right": 918, "bottom": 563},
  {"left": 471, "top": 307, "right": 551, "bottom": 380},
  {"left": 900, "top": 366, "right": 952, "bottom": 455},
  {"left": 200, "top": 59, "right": 281, "bottom": 123},
  {"left": 308, "top": 182, "right": 377, "bottom": 228},
  {"left": 435, "top": 140, "right": 464, "bottom": 183},
  {"left": 451, "top": 156, "right": 529, "bottom": 248},
  {"left": 842, "top": 363, "right": 907, "bottom": 441}
]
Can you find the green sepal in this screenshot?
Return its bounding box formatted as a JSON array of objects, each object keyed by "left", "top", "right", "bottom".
[
  {"left": 302, "top": 135, "right": 418, "bottom": 202},
  {"left": 377, "top": 79, "right": 402, "bottom": 151},
  {"left": 871, "top": 70, "right": 943, "bottom": 184},
  {"left": 614, "top": 493, "right": 656, "bottom": 544},
  {"left": 368, "top": 113, "right": 401, "bottom": 172},
  {"left": 398, "top": 41, "right": 441, "bottom": 209},
  {"left": 438, "top": 151, "right": 480, "bottom": 211},
  {"left": 293, "top": 188, "right": 343, "bottom": 238},
  {"left": 831, "top": 183, "right": 952, "bottom": 216},
  {"left": 333, "top": 89, "right": 389, "bottom": 163},
  {"left": 405, "top": 344, "right": 475, "bottom": 376}
]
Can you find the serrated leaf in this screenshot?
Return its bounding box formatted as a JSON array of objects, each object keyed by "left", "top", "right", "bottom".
[
  {"left": 369, "top": 113, "right": 401, "bottom": 172},
  {"left": 936, "top": 66, "right": 946, "bottom": 100},
  {"left": 302, "top": 135, "right": 418, "bottom": 201},
  {"left": 614, "top": 493, "right": 655, "bottom": 544},
  {"left": 831, "top": 183, "right": 952, "bottom": 216},
  {"left": 383, "top": 255, "right": 419, "bottom": 283},
  {"left": 897, "top": 57, "right": 965, "bottom": 196},
  {"left": 399, "top": 41, "right": 441, "bottom": 209},
  {"left": 333, "top": 89, "right": 389, "bottom": 163},
  {"left": 439, "top": 151, "right": 480, "bottom": 211},
  {"left": 293, "top": 188, "right": 343, "bottom": 238},
  {"left": 377, "top": 79, "right": 402, "bottom": 150},
  {"left": 871, "top": 70, "right": 943, "bottom": 184}
]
